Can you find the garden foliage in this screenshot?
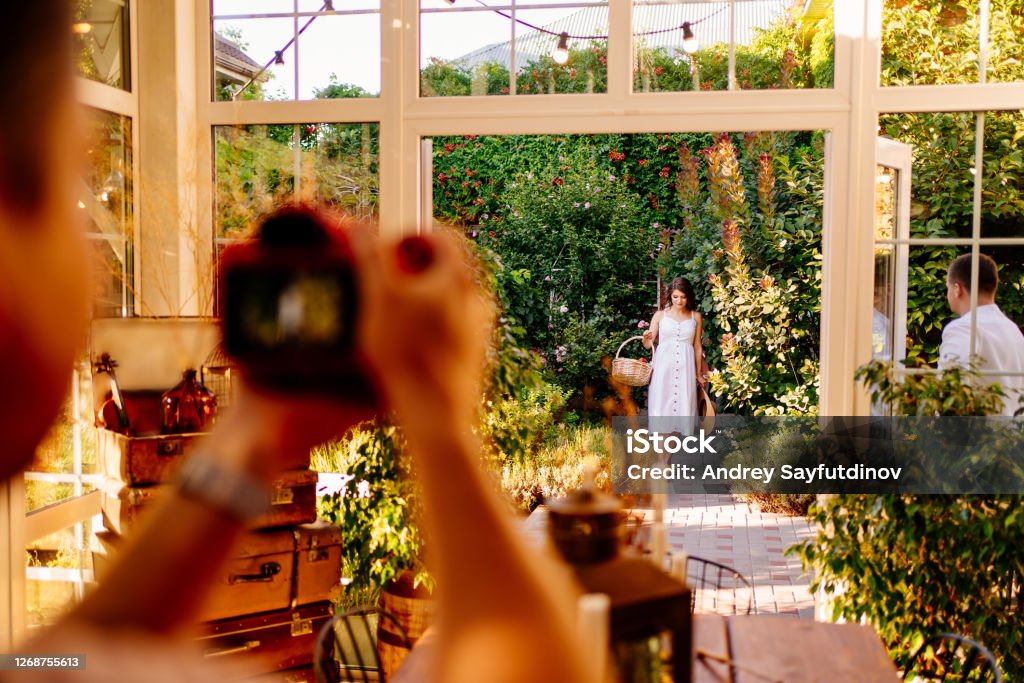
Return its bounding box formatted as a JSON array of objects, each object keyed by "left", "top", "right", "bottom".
[{"left": 794, "top": 361, "right": 1024, "bottom": 678}]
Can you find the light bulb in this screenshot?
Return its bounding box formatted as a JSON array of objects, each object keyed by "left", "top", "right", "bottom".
[
  {"left": 553, "top": 32, "right": 570, "bottom": 65},
  {"left": 682, "top": 22, "right": 699, "bottom": 54},
  {"left": 72, "top": 22, "right": 92, "bottom": 34}
]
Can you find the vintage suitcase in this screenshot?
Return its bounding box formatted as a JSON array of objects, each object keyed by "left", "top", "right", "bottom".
[
  {"left": 197, "top": 602, "right": 333, "bottom": 674},
  {"left": 94, "top": 522, "right": 342, "bottom": 623},
  {"left": 199, "top": 521, "right": 343, "bottom": 623},
  {"left": 96, "top": 389, "right": 205, "bottom": 485},
  {"left": 99, "top": 470, "right": 319, "bottom": 535}
]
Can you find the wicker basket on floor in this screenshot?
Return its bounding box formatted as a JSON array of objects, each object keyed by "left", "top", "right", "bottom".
[{"left": 611, "top": 336, "right": 653, "bottom": 387}]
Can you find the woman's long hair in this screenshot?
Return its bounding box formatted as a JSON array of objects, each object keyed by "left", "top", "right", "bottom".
[{"left": 661, "top": 276, "right": 697, "bottom": 311}]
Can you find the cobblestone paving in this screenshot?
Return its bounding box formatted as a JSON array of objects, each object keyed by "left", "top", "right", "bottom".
[{"left": 661, "top": 493, "right": 818, "bottom": 619}]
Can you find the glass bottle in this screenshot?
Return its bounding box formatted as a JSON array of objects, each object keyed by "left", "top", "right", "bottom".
[{"left": 161, "top": 369, "right": 217, "bottom": 434}]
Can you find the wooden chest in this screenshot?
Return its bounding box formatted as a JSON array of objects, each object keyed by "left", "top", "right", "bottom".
[
  {"left": 95, "top": 522, "right": 343, "bottom": 623},
  {"left": 197, "top": 602, "right": 333, "bottom": 674},
  {"left": 98, "top": 427, "right": 202, "bottom": 486},
  {"left": 98, "top": 469, "right": 319, "bottom": 535}
]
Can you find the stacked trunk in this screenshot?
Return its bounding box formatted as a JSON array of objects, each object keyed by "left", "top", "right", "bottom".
[{"left": 93, "top": 392, "right": 340, "bottom": 680}]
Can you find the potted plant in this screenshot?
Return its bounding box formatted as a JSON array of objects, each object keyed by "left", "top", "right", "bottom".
[{"left": 313, "top": 421, "right": 434, "bottom": 676}]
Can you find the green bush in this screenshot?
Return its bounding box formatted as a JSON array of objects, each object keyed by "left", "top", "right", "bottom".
[
  {"left": 478, "top": 147, "right": 659, "bottom": 400},
  {"left": 499, "top": 424, "right": 613, "bottom": 513},
  {"left": 793, "top": 361, "right": 1024, "bottom": 678},
  {"left": 313, "top": 423, "right": 429, "bottom": 609}
]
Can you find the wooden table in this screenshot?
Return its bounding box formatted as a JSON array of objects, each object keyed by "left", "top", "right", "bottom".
[
  {"left": 392, "top": 615, "right": 898, "bottom": 683},
  {"left": 693, "top": 615, "right": 898, "bottom": 683}
]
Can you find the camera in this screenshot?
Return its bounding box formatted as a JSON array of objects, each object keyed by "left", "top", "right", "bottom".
[{"left": 219, "top": 205, "right": 377, "bottom": 400}]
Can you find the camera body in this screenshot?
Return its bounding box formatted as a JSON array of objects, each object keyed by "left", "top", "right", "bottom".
[{"left": 219, "top": 206, "right": 377, "bottom": 400}]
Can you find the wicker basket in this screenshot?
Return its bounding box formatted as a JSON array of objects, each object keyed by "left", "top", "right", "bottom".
[{"left": 611, "top": 336, "right": 653, "bottom": 387}]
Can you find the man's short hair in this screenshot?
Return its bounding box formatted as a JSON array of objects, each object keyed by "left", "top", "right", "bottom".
[
  {"left": 948, "top": 253, "right": 999, "bottom": 294},
  {"left": 0, "top": 4, "right": 72, "bottom": 216}
]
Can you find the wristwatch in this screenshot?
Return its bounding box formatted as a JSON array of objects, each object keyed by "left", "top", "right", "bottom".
[{"left": 175, "top": 453, "right": 273, "bottom": 523}]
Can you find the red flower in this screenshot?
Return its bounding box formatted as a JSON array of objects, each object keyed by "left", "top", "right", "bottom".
[
  {"left": 638, "top": 159, "right": 648, "bottom": 166},
  {"left": 552, "top": 177, "right": 564, "bottom": 186}
]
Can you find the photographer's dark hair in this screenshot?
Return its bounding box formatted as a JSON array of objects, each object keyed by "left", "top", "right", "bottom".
[
  {"left": 662, "top": 276, "right": 697, "bottom": 310},
  {"left": 948, "top": 253, "right": 998, "bottom": 294},
  {"left": 0, "top": 4, "right": 73, "bottom": 217}
]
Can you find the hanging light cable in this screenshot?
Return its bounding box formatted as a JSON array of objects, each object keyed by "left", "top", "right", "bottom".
[
  {"left": 552, "top": 32, "right": 570, "bottom": 65},
  {"left": 681, "top": 22, "right": 699, "bottom": 54}
]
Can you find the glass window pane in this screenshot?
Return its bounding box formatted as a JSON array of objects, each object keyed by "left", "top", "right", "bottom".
[
  {"left": 633, "top": 0, "right": 833, "bottom": 93},
  {"left": 873, "top": 249, "right": 896, "bottom": 363},
  {"left": 299, "top": 14, "right": 380, "bottom": 98},
  {"left": 420, "top": 8, "right": 512, "bottom": 97},
  {"left": 213, "top": 7, "right": 381, "bottom": 101},
  {"left": 299, "top": 0, "right": 380, "bottom": 11},
  {"left": 882, "top": 0, "right": 982, "bottom": 86},
  {"left": 514, "top": 8, "right": 608, "bottom": 95},
  {"left": 26, "top": 518, "right": 98, "bottom": 630},
  {"left": 981, "top": 110, "right": 1024, "bottom": 237},
  {"left": 419, "top": 2, "right": 610, "bottom": 97},
  {"left": 74, "top": 0, "right": 131, "bottom": 91},
  {"left": 213, "top": 1, "right": 294, "bottom": 17},
  {"left": 26, "top": 364, "right": 99, "bottom": 513},
  {"left": 878, "top": 112, "right": 977, "bottom": 238},
  {"left": 214, "top": 122, "right": 380, "bottom": 240},
  {"left": 980, "top": 244, "right": 1024, "bottom": 351},
  {"left": 905, "top": 244, "right": 961, "bottom": 366},
  {"left": 988, "top": 0, "right": 1024, "bottom": 83},
  {"left": 88, "top": 236, "right": 130, "bottom": 318},
  {"left": 213, "top": 18, "right": 296, "bottom": 101},
  {"left": 81, "top": 108, "right": 133, "bottom": 318}
]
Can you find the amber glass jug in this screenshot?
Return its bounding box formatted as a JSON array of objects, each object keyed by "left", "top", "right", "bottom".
[{"left": 161, "top": 369, "right": 217, "bottom": 434}]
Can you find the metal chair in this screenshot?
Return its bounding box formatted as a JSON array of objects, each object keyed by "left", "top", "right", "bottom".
[
  {"left": 682, "top": 555, "right": 754, "bottom": 616},
  {"left": 314, "top": 606, "right": 410, "bottom": 683},
  {"left": 904, "top": 633, "right": 1002, "bottom": 682}
]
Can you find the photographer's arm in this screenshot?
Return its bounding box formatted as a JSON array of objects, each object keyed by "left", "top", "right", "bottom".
[{"left": 360, "top": 234, "right": 589, "bottom": 683}]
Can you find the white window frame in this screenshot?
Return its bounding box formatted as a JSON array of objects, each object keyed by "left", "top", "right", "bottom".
[{"left": 193, "top": 0, "right": 1024, "bottom": 416}]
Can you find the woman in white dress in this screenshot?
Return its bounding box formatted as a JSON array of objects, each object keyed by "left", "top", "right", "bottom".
[{"left": 642, "top": 277, "right": 706, "bottom": 433}]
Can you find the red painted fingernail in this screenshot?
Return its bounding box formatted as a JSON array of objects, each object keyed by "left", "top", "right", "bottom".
[{"left": 396, "top": 236, "right": 435, "bottom": 274}]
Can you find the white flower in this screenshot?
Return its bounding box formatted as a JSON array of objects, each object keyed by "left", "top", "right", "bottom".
[
  {"left": 357, "top": 480, "right": 371, "bottom": 498},
  {"left": 559, "top": 305, "right": 569, "bottom": 314},
  {"left": 316, "top": 472, "right": 351, "bottom": 497}
]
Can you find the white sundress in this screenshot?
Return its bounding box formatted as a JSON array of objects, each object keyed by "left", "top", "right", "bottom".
[{"left": 647, "top": 313, "right": 698, "bottom": 434}]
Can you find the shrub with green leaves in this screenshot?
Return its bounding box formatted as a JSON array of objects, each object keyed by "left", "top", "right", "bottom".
[
  {"left": 313, "top": 423, "right": 429, "bottom": 609},
  {"left": 793, "top": 361, "right": 1024, "bottom": 677}
]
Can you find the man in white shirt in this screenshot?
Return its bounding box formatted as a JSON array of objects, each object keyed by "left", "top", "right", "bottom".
[{"left": 940, "top": 253, "right": 1024, "bottom": 416}]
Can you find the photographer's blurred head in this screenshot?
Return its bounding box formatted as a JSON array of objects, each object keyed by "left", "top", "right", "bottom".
[{"left": 0, "top": 3, "right": 91, "bottom": 476}]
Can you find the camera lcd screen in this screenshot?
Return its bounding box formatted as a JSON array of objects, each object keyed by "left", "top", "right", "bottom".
[{"left": 226, "top": 268, "right": 356, "bottom": 352}]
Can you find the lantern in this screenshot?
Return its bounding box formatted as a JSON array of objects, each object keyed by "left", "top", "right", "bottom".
[
  {"left": 202, "top": 344, "right": 237, "bottom": 410},
  {"left": 548, "top": 482, "right": 692, "bottom": 683}
]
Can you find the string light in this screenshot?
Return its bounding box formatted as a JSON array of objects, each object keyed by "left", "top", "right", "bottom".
[
  {"left": 682, "top": 22, "right": 699, "bottom": 54},
  {"left": 232, "top": 0, "right": 721, "bottom": 97},
  {"left": 552, "top": 32, "right": 570, "bottom": 65},
  {"left": 72, "top": 22, "right": 93, "bottom": 34}
]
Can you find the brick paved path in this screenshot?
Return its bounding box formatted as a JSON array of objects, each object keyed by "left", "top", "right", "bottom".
[{"left": 661, "top": 493, "right": 817, "bottom": 618}]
